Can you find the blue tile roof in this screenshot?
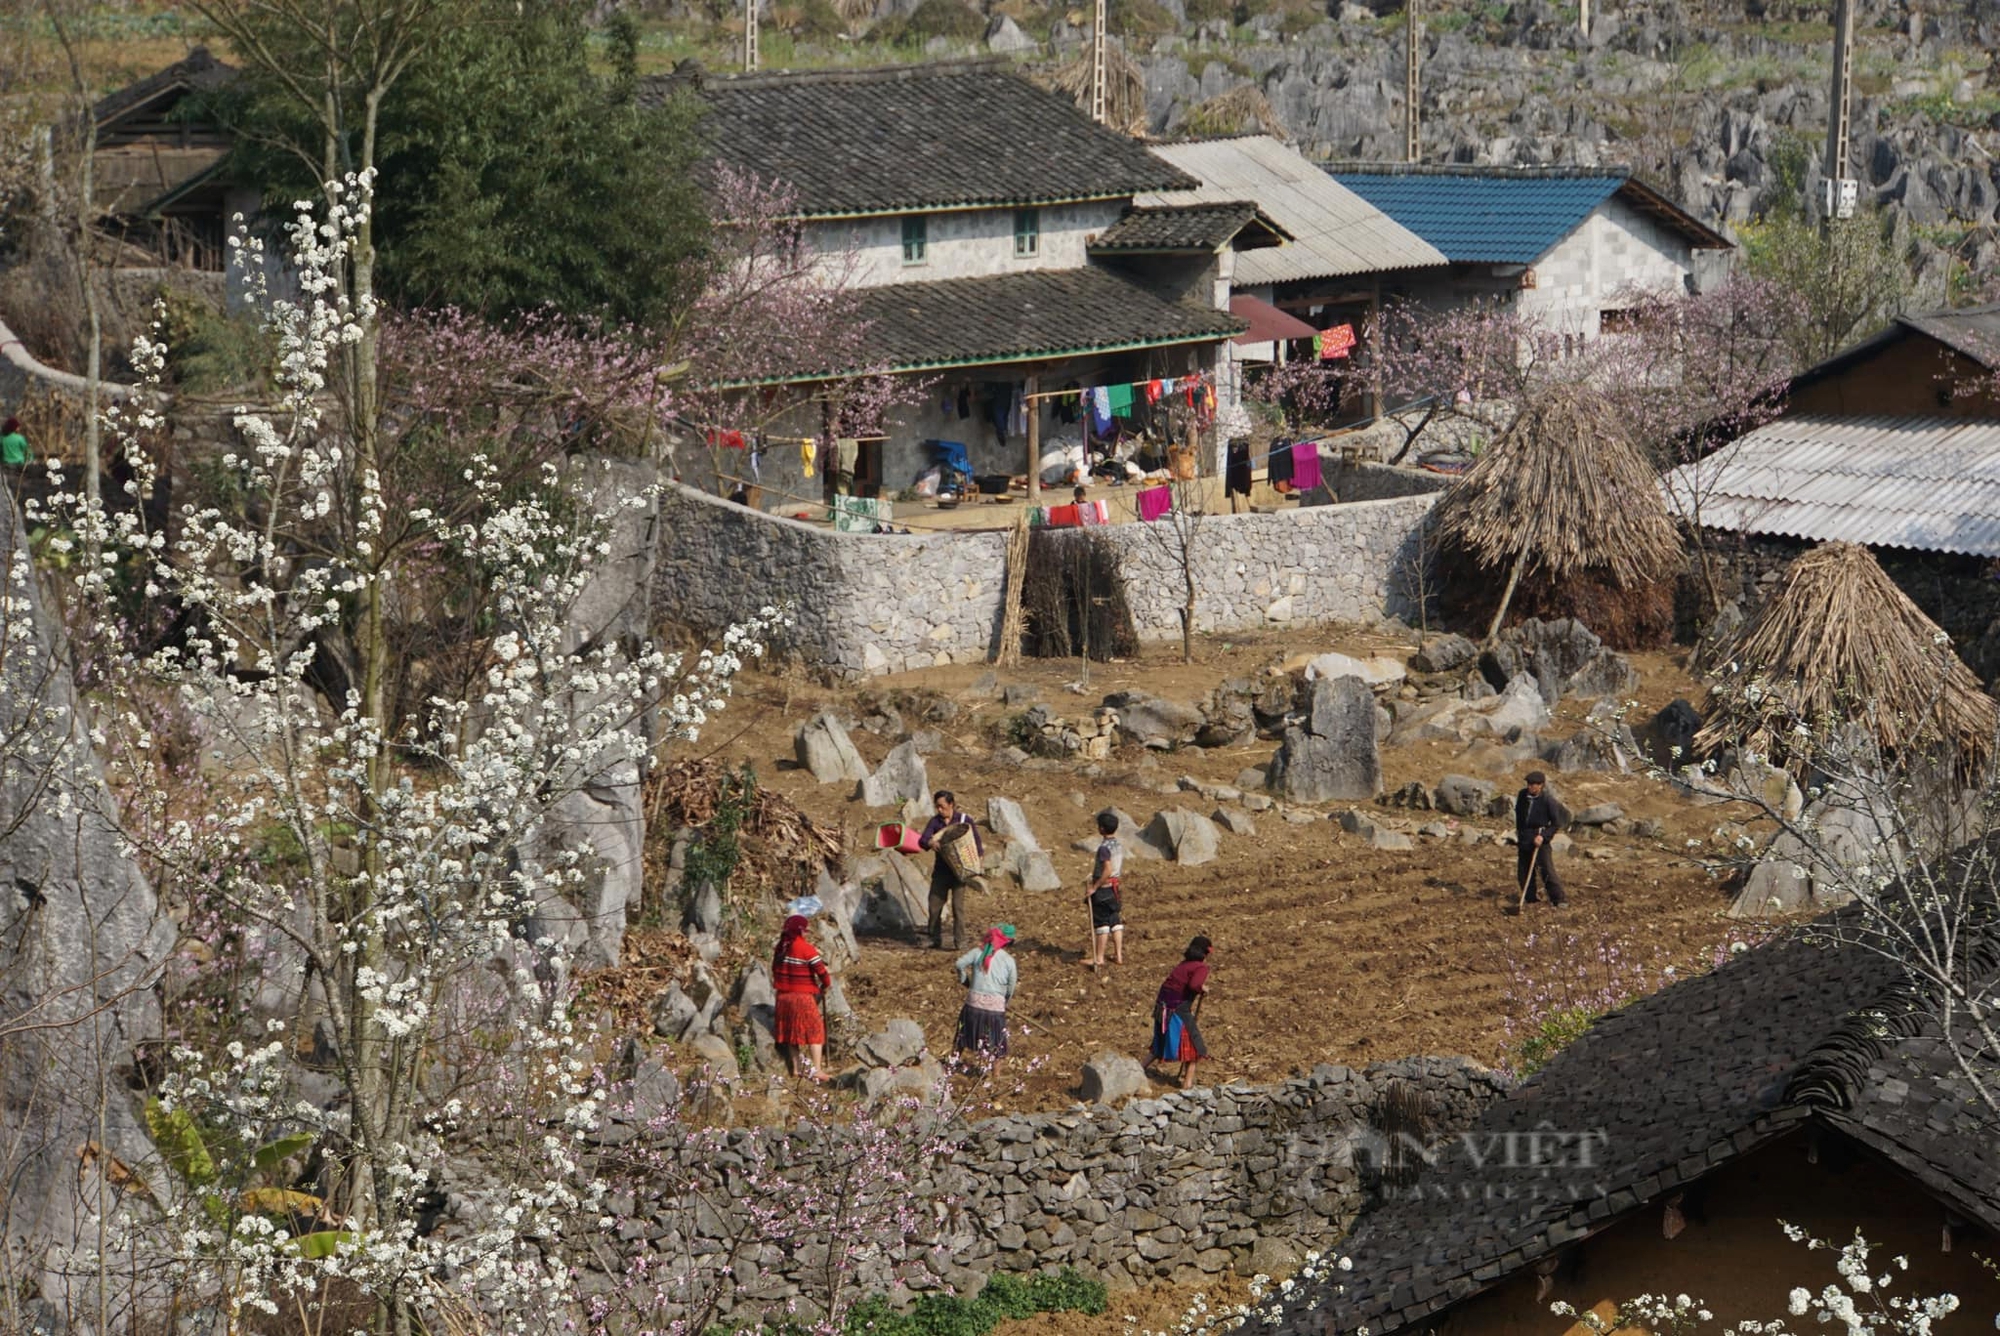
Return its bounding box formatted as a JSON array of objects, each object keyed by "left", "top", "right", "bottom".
[{"left": 1328, "top": 170, "right": 1627, "bottom": 264}]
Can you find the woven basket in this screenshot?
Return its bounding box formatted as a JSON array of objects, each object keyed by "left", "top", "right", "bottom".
[{"left": 937, "top": 822, "right": 983, "bottom": 879}]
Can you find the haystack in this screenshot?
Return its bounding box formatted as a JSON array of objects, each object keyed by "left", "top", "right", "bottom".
[
  {"left": 1037, "top": 46, "right": 1150, "bottom": 137},
  {"left": 1184, "top": 86, "right": 1286, "bottom": 138},
  {"left": 1696, "top": 542, "right": 1998, "bottom": 778},
  {"left": 1430, "top": 382, "right": 1682, "bottom": 641}
]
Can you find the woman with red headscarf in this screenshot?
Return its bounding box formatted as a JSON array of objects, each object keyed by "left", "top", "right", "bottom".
[{"left": 772, "top": 914, "right": 832, "bottom": 1082}]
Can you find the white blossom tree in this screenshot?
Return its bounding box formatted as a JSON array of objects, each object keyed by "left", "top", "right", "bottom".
[{"left": 14, "top": 177, "right": 777, "bottom": 1334}]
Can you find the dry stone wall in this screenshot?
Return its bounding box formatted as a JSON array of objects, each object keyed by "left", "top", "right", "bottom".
[
  {"left": 654, "top": 479, "right": 1437, "bottom": 678},
  {"left": 590, "top": 1057, "right": 1506, "bottom": 1323},
  {"left": 1081, "top": 495, "right": 1437, "bottom": 641}
]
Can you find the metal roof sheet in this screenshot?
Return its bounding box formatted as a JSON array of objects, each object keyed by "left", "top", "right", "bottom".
[
  {"left": 1661, "top": 414, "right": 2000, "bottom": 557},
  {"left": 1328, "top": 170, "right": 1625, "bottom": 264},
  {"left": 1139, "top": 137, "right": 1446, "bottom": 283}
]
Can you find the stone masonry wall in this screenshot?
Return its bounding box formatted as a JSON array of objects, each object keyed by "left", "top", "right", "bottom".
[
  {"left": 654, "top": 481, "right": 1009, "bottom": 677},
  {"left": 590, "top": 1058, "right": 1507, "bottom": 1324},
  {"left": 1080, "top": 494, "right": 1438, "bottom": 641},
  {"left": 654, "top": 478, "right": 1438, "bottom": 678}
]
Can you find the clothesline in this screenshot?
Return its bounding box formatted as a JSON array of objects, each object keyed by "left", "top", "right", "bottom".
[{"left": 1022, "top": 369, "right": 1209, "bottom": 403}]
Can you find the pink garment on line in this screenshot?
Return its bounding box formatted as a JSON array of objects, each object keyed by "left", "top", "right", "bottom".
[
  {"left": 1291, "top": 441, "right": 1322, "bottom": 492},
  {"left": 1137, "top": 485, "right": 1173, "bottom": 522}
]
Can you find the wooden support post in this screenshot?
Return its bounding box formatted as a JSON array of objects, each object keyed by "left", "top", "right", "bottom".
[{"left": 1026, "top": 372, "right": 1041, "bottom": 505}]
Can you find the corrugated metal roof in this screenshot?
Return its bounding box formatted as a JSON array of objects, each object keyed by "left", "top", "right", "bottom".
[
  {"left": 1661, "top": 414, "right": 2000, "bottom": 557},
  {"left": 1328, "top": 169, "right": 1625, "bottom": 264},
  {"left": 1139, "top": 137, "right": 1446, "bottom": 284}
]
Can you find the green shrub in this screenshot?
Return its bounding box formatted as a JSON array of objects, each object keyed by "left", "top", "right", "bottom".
[
  {"left": 1110, "top": 0, "right": 1177, "bottom": 36},
  {"left": 842, "top": 1268, "right": 1104, "bottom": 1336},
  {"left": 155, "top": 288, "right": 270, "bottom": 395},
  {"left": 1510, "top": 1005, "right": 1597, "bottom": 1078}
]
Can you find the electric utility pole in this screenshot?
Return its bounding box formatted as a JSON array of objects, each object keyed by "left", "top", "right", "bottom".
[
  {"left": 1822, "top": 0, "right": 1857, "bottom": 224},
  {"left": 1091, "top": 0, "right": 1108, "bottom": 125},
  {"left": 1404, "top": 0, "right": 1420, "bottom": 161}
]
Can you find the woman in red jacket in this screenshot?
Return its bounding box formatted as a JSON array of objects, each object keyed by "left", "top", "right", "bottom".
[{"left": 772, "top": 914, "right": 832, "bottom": 1082}]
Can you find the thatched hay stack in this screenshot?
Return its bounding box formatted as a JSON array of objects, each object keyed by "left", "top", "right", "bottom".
[
  {"left": 1430, "top": 382, "right": 1683, "bottom": 639},
  {"left": 1696, "top": 542, "right": 1998, "bottom": 777},
  {"left": 1038, "top": 47, "right": 1150, "bottom": 137},
  {"left": 1434, "top": 382, "right": 1682, "bottom": 586},
  {"left": 1184, "top": 86, "right": 1286, "bottom": 138}
]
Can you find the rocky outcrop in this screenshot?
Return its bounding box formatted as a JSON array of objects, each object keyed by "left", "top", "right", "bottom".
[
  {"left": 1269, "top": 675, "right": 1382, "bottom": 803},
  {"left": 0, "top": 496, "right": 173, "bottom": 1326}
]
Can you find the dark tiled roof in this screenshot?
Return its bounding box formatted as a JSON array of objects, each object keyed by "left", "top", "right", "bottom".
[
  {"left": 1326, "top": 162, "right": 1730, "bottom": 264},
  {"left": 726, "top": 267, "right": 1245, "bottom": 384},
  {"left": 1089, "top": 202, "right": 1289, "bottom": 253},
  {"left": 1787, "top": 303, "right": 2000, "bottom": 397},
  {"left": 1898, "top": 304, "right": 2000, "bottom": 372},
  {"left": 92, "top": 47, "right": 237, "bottom": 127},
  {"left": 1289, "top": 896, "right": 2000, "bottom": 1336},
  {"left": 661, "top": 60, "right": 1196, "bottom": 217}
]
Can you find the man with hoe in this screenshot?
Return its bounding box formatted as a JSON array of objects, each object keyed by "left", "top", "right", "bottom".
[{"left": 1514, "top": 771, "right": 1568, "bottom": 908}]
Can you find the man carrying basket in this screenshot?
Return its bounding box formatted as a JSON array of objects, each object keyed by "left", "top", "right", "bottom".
[{"left": 919, "top": 789, "right": 984, "bottom": 951}]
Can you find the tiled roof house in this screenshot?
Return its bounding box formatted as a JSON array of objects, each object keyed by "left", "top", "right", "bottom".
[
  {"left": 1276, "top": 896, "right": 2000, "bottom": 1336},
  {"left": 660, "top": 60, "right": 1274, "bottom": 500},
  {"left": 83, "top": 48, "right": 248, "bottom": 271},
  {"left": 1329, "top": 164, "right": 1735, "bottom": 345}
]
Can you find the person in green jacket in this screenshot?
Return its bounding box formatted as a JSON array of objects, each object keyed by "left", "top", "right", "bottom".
[{"left": 0, "top": 418, "right": 27, "bottom": 468}]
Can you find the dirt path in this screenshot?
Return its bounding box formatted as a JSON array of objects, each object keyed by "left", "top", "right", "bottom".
[{"left": 693, "top": 628, "right": 1756, "bottom": 1113}]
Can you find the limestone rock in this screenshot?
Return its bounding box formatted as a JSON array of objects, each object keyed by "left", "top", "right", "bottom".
[
  {"left": 1269, "top": 675, "right": 1381, "bottom": 802},
  {"left": 1409, "top": 633, "right": 1477, "bottom": 674},
  {"left": 1571, "top": 803, "right": 1624, "bottom": 826},
  {"left": 1729, "top": 859, "right": 1810, "bottom": 918},
  {"left": 1433, "top": 774, "right": 1495, "bottom": 816},
  {"left": 1302, "top": 651, "right": 1406, "bottom": 687},
  {"left": 987, "top": 796, "right": 1042, "bottom": 850},
  {"left": 859, "top": 740, "right": 930, "bottom": 809},
  {"left": 1212, "top": 805, "right": 1257, "bottom": 837},
  {"left": 1108, "top": 692, "right": 1204, "bottom": 748},
  {"left": 855, "top": 1018, "right": 927, "bottom": 1069},
  {"left": 795, "top": 711, "right": 869, "bottom": 785},
  {"left": 1638, "top": 698, "right": 1703, "bottom": 770},
  {"left": 734, "top": 960, "right": 777, "bottom": 1012},
  {"left": 1006, "top": 845, "right": 1063, "bottom": 892},
  {"left": 686, "top": 880, "right": 724, "bottom": 935},
  {"left": 1143, "top": 808, "right": 1222, "bottom": 865},
  {"left": 687, "top": 1032, "right": 741, "bottom": 1082},
  {"left": 858, "top": 852, "right": 932, "bottom": 934},
  {"left": 650, "top": 980, "right": 697, "bottom": 1040},
  {"left": 1548, "top": 701, "right": 1643, "bottom": 773},
  {"left": 986, "top": 14, "right": 1040, "bottom": 53},
  {"left": 1081, "top": 1051, "right": 1148, "bottom": 1104}
]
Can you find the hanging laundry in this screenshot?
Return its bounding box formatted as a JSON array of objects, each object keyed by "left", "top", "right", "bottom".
[
  {"left": 1291, "top": 440, "right": 1323, "bottom": 491},
  {"left": 834, "top": 437, "right": 860, "bottom": 478},
  {"left": 957, "top": 386, "right": 972, "bottom": 419},
  {"left": 1056, "top": 380, "right": 1082, "bottom": 425},
  {"left": 706, "top": 428, "right": 746, "bottom": 450},
  {"left": 1225, "top": 437, "right": 1253, "bottom": 498},
  {"left": 1008, "top": 385, "right": 1026, "bottom": 438},
  {"left": 1078, "top": 499, "right": 1110, "bottom": 525},
  {"left": 750, "top": 433, "right": 765, "bottom": 481},
  {"left": 801, "top": 439, "right": 816, "bottom": 478},
  {"left": 1319, "top": 324, "right": 1356, "bottom": 361},
  {"left": 1088, "top": 387, "right": 1113, "bottom": 436},
  {"left": 1266, "top": 436, "right": 1294, "bottom": 488},
  {"left": 1028, "top": 506, "right": 1048, "bottom": 527},
  {"left": 1046, "top": 503, "right": 1082, "bottom": 529},
  {"left": 1143, "top": 379, "right": 1165, "bottom": 404},
  {"left": 1137, "top": 485, "right": 1174, "bottom": 522},
  {"left": 1106, "top": 382, "right": 1135, "bottom": 417}
]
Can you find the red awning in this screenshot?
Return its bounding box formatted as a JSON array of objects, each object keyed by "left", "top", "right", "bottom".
[{"left": 1229, "top": 294, "right": 1319, "bottom": 346}]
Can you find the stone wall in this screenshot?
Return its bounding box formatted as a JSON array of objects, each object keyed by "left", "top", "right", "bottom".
[
  {"left": 654, "top": 478, "right": 1438, "bottom": 678},
  {"left": 589, "top": 1057, "right": 1507, "bottom": 1324},
  {"left": 655, "top": 479, "right": 1009, "bottom": 677},
  {"left": 1076, "top": 493, "right": 1438, "bottom": 640}
]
